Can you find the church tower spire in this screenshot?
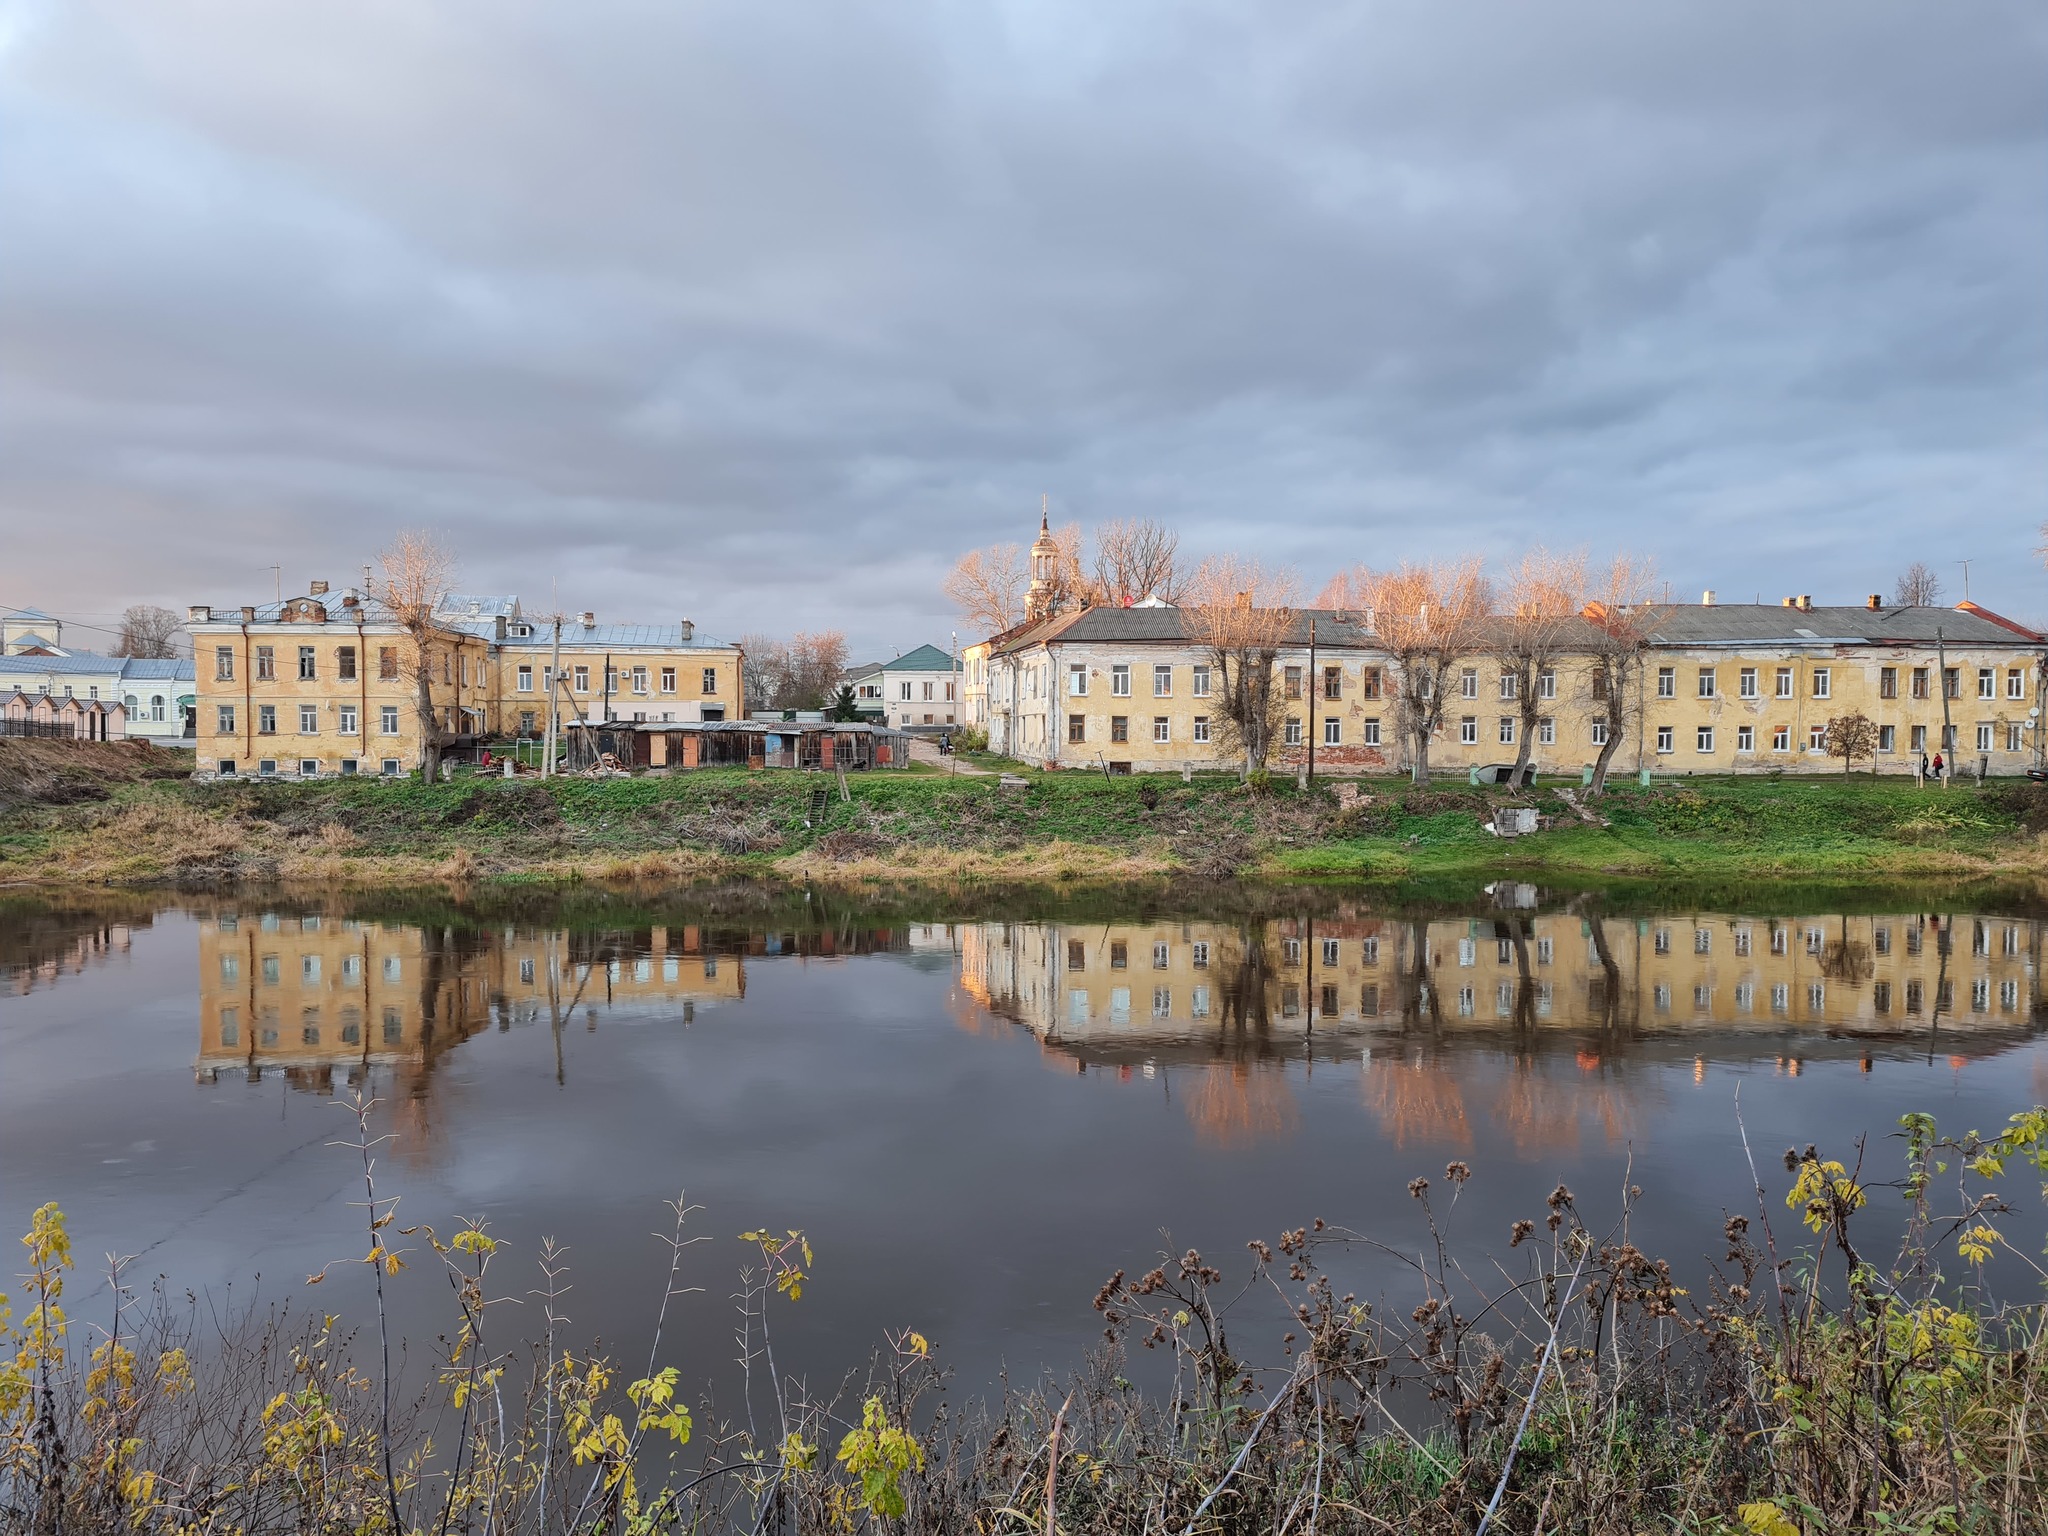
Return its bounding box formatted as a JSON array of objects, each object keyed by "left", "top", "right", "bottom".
[{"left": 1025, "top": 494, "right": 1061, "bottom": 622}]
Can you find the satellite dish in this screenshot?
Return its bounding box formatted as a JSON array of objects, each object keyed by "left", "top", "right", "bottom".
[{"left": 2030, "top": 707, "right": 2041, "bottom": 719}]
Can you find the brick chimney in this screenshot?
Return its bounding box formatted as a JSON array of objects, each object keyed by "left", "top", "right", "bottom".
[
  {"left": 1701, "top": 589, "right": 1716, "bottom": 606},
  {"left": 188, "top": 605, "right": 212, "bottom": 623},
  {"left": 1798, "top": 595, "right": 1813, "bottom": 611},
  {"left": 1867, "top": 594, "right": 1882, "bottom": 610},
  {"left": 309, "top": 580, "right": 329, "bottom": 596},
  {"left": 240, "top": 606, "right": 255, "bottom": 622},
  {"left": 580, "top": 611, "right": 596, "bottom": 628}
]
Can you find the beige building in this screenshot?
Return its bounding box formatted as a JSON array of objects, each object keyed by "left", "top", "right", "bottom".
[{"left": 186, "top": 584, "right": 743, "bottom": 777}]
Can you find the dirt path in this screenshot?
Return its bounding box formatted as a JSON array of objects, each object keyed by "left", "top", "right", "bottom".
[{"left": 907, "top": 737, "right": 995, "bottom": 775}]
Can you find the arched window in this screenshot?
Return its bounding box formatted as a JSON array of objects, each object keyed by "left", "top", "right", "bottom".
[
  {"left": 151, "top": 694, "right": 166, "bottom": 721},
  {"left": 124, "top": 694, "right": 138, "bottom": 714}
]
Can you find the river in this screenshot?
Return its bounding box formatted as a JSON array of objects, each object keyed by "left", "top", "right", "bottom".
[{"left": 4, "top": 882, "right": 2043, "bottom": 1411}]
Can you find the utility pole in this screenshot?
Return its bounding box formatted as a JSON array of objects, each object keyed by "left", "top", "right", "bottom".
[
  {"left": 1937, "top": 625, "right": 1952, "bottom": 789},
  {"left": 543, "top": 612, "right": 563, "bottom": 777},
  {"left": 269, "top": 564, "right": 282, "bottom": 603},
  {"left": 1959, "top": 560, "right": 1972, "bottom": 602},
  {"left": 1304, "top": 616, "right": 1318, "bottom": 785}
]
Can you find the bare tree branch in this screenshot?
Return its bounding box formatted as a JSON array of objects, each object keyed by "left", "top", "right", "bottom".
[
  {"left": 378, "top": 531, "right": 456, "bottom": 781},
  {"left": 1186, "top": 557, "right": 1299, "bottom": 778},
  {"left": 114, "top": 604, "right": 182, "bottom": 659},
  {"left": 1893, "top": 561, "right": 1944, "bottom": 608}
]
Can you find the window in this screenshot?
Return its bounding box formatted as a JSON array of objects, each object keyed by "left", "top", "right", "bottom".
[
  {"left": 1323, "top": 665, "right": 1341, "bottom": 700},
  {"left": 298, "top": 758, "right": 319, "bottom": 776},
  {"left": 1696, "top": 666, "right": 1716, "bottom": 698},
  {"left": 255, "top": 645, "right": 275, "bottom": 680},
  {"left": 1459, "top": 716, "right": 1477, "bottom": 745},
  {"left": 1153, "top": 664, "right": 1172, "bottom": 696},
  {"left": 216, "top": 704, "right": 236, "bottom": 734},
  {"left": 381, "top": 758, "right": 400, "bottom": 775},
  {"left": 1323, "top": 717, "right": 1340, "bottom": 746},
  {"left": 214, "top": 646, "right": 235, "bottom": 681},
  {"left": 1284, "top": 666, "right": 1303, "bottom": 699},
  {"left": 1814, "top": 668, "right": 1834, "bottom": 698},
  {"left": 1697, "top": 724, "right": 1715, "bottom": 753},
  {"left": 380, "top": 706, "right": 399, "bottom": 734},
  {"left": 258, "top": 704, "right": 277, "bottom": 735},
  {"left": 1069, "top": 664, "right": 1088, "bottom": 696},
  {"left": 1191, "top": 665, "right": 1210, "bottom": 697},
  {"left": 516, "top": 664, "right": 533, "bottom": 692},
  {"left": 217, "top": 759, "right": 236, "bottom": 775},
  {"left": 371, "top": 646, "right": 393, "bottom": 681},
  {"left": 1978, "top": 667, "right": 1995, "bottom": 700},
  {"left": 1499, "top": 671, "right": 1518, "bottom": 700},
  {"left": 1538, "top": 668, "right": 1555, "bottom": 700},
  {"left": 1910, "top": 723, "right": 1926, "bottom": 752},
  {"left": 258, "top": 758, "right": 277, "bottom": 776},
  {"left": 1740, "top": 667, "right": 1758, "bottom": 698},
  {"left": 659, "top": 667, "right": 676, "bottom": 693},
  {"left": 1110, "top": 664, "right": 1130, "bottom": 697},
  {"left": 1153, "top": 716, "right": 1170, "bottom": 743},
  {"left": 573, "top": 665, "right": 590, "bottom": 691},
  {"left": 1943, "top": 724, "right": 1957, "bottom": 751},
  {"left": 299, "top": 704, "right": 318, "bottom": 734},
  {"left": 1879, "top": 666, "right": 1896, "bottom": 700},
  {"left": 1192, "top": 714, "right": 1211, "bottom": 743},
  {"left": 1877, "top": 724, "right": 1894, "bottom": 753},
  {"left": 631, "top": 666, "right": 649, "bottom": 694},
  {"left": 1110, "top": 715, "right": 1128, "bottom": 743},
  {"left": 296, "top": 645, "right": 316, "bottom": 680},
  {"left": 2009, "top": 723, "right": 2024, "bottom": 752},
  {"left": 1977, "top": 723, "right": 1994, "bottom": 752},
  {"left": 921, "top": 680, "right": 933, "bottom": 701},
  {"left": 339, "top": 705, "right": 357, "bottom": 735},
  {"left": 1286, "top": 717, "right": 1304, "bottom": 745},
  {"left": 1656, "top": 667, "right": 1675, "bottom": 698},
  {"left": 519, "top": 710, "right": 535, "bottom": 734},
  {"left": 1591, "top": 719, "right": 1608, "bottom": 746},
  {"left": 1808, "top": 725, "right": 1827, "bottom": 751},
  {"left": 1537, "top": 717, "right": 1554, "bottom": 745},
  {"left": 337, "top": 645, "right": 357, "bottom": 681},
  {"left": 1068, "top": 714, "right": 1085, "bottom": 744},
  {"left": 702, "top": 668, "right": 718, "bottom": 694},
  {"left": 1361, "top": 667, "right": 1381, "bottom": 699},
  {"left": 1943, "top": 667, "right": 1959, "bottom": 699},
  {"left": 1499, "top": 717, "right": 1515, "bottom": 745},
  {"left": 1911, "top": 666, "right": 1929, "bottom": 699},
  {"left": 1656, "top": 724, "right": 1674, "bottom": 753},
  {"left": 1775, "top": 667, "right": 1794, "bottom": 699},
  {"left": 1459, "top": 668, "right": 1478, "bottom": 699},
  {"left": 2009, "top": 668, "right": 2026, "bottom": 700},
  {"left": 1109, "top": 941, "right": 1128, "bottom": 969},
  {"left": 1592, "top": 667, "right": 1609, "bottom": 702},
  {"left": 1363, "top": 718, "right": 1381, "bottom": 746}
]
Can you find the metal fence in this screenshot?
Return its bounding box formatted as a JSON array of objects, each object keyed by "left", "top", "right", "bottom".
[{"left": 0, "top": 718, "right": 91, "bottom": 741}]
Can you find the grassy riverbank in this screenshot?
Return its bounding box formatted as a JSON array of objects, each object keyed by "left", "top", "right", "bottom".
[{"left": 4, "top": 736, "right": 2047, "bottom": 889}]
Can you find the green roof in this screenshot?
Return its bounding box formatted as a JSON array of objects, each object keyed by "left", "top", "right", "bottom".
[{"left": 887, "top": 644, "right": 960, "bottom": 672}]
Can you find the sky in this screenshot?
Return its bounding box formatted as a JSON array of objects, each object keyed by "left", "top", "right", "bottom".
[{"left": 2, "top": 0, "right": 2044, "bottom": 661}]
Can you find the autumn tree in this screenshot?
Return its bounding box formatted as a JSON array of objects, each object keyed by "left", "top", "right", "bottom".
[
  {"left": 942, "top": 544, "right": 1027, "bottom": 635},
  {"left": 1579, "top": 554, "right": 1668, "bottom": 795},
  {"left": 377, "top": 531, "right": 456, "bottom": 781},
  {"left": 1335, "top": 559, "right": 1490, "bottom": 784},
  {"left": 739, "top": 631, "right": 848, "bottom": 711},
  {"left": 1091, "top": 518, "right": 1186, "bottom": 607},
  {"left": 1823, "top": 711, "right": 1877, "bottom": 775},
  {"left": 1186, "top": 556, "right": 1299, "bottom": 778},
  {"left": 1893, "top": 562, "right": 1944, "bottom": 607},
  {"left": 113, "top": 604, "right": 181, "bottom": 659},
  {"left": 1490, "top": 549, "right": 1587, "bottom": 783}
]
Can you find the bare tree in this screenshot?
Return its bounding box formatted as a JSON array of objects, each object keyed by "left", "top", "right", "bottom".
[
  {"left": 1186, "top": 556, "right": 1299, "bottom": 778},
  {"left": 1893, "top": 562, "right": 1944, "bottom": 608},
  {"left": 114, "top": 604, "right": 182, "bottom": 659},
  {"left": 1340, "top": 559, "right": 1490, "bottom": 784},
  {"left": 1491, "top": 549, "right": 1587, "bottom": 783},
  {"left": 378, "top": 532, "right": 456, "bottom": 781},
  {"left": 739, "top": 632, "right": 849, "bottom": 711},
  {"left": 1823, "top": 711, "right": 1877, "bottom": 775},
  {"left": 943, "top": 544, "right": 1028, "bottom": 635},
  {"left": 1091, "top": 519, "right": 1185, "bottom": 607},
  {"left": 1579, "top": 554, "right": 1667, "bottom": 796}
]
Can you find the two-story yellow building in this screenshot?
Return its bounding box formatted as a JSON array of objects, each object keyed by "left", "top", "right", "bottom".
[{"left": 187, "top": 583, "right": 743, "bottom": 777}]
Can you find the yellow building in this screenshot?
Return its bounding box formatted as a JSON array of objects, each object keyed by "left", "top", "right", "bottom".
[
  {"left": 187, "top": 584, "right": 743, "bottom": 778},
  {"left": 977, "top": 594, "right": 2044, "bottom": 778}
]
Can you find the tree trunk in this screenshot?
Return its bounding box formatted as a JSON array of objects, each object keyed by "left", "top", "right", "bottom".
[
  {"left": 414, "top": 644, "right": 442, "bottom": 782},
  {"left": 1588, "top": 703, "right": 1625, "bottom": 795},
  {"left": 1411, "top": 721, "right": 1431, "bottom": 785}
]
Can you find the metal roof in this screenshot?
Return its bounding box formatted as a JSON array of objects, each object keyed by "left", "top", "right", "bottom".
[
  {"left": 0, "top": 652, "right": 124, "bottom": 676},
  {"left": 885, "top": 643, "right": 961, "bottom": 672},
  {"left": 995, "top": 606, "right": 1377, "bottom": 653},
  {"left": 1642, "top": 604, "right": 2038, "bottom": 646},
  {"left": 495, "top": 622, "right": 732, "bottom": 651}
]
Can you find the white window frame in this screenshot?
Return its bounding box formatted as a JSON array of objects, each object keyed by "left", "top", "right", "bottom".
[
  {"left": 299, "top": 704, "right": 319, "bottom": 735},
  {"left": 380, "top": 706, "right": 400, "bottom": 735},
  {"left": 1191, "top": 665, "right": 1210, "bottom": 697},
  {"left": 517, "top": 665, "right": 533, "bottom": 692},
  {"left": 1192, "top": 716, "right": 1210, "bottom": 743},
  {"left": 1459, "top": 716, "right": 1478, "bottom": 746},
  {"left": 1812, "top": 667, "right": 1831, "bottom": 699},
  {"left": 1775, "top": 667, "right": 1794, "bottom": 699},
  {"left": 1363, "top": 718, "right": 1381, "bottom": 746},
  {"left": 1697, "top": 725, "right": 1714, "bottom": 753},
  {"left": 1111, "top": 665, "right": 1131, "bottom": 697},
  {"left": 1537, "top": 717, "right": 1554, "bottom": 745},
  {"left": 1656, "top": 724, "right": 1674, "bottom": 753},
  {"left": 1323, "top": 717, "right": 1340, "bottom": 746},
  {"left": 1739, "top": 667, "right": 1758, "bottom": 699},
  {"left": 1498, "top": 717, "right": 1515, "bottom": 745},
  {"left": 1656, "top": 667, "right": 1675, "bottom": 698},
  {"left": 1068, "top": 664, "right": 1088, "bottom": 697},
  {"left": 1152, "top": 664, "right": 1172, "bottom": 697},
  {"left": 338, "top": 705, "right": 358, "bottom": 735},
  {"left": 1153, "top": 716, "right": 1170, "bottom": 743},
  {"left": 1737, "top": 724, "right": 1754, "bottom": 752}
]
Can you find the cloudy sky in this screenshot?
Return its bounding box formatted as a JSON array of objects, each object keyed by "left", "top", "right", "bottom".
[{"left": 3, "top": 0, "right": 2043, "bottom": 659}]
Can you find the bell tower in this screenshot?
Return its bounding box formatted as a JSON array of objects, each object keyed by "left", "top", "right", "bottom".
[{"left": 1025, "top": 495, "right": 1061, "bottom": 623}]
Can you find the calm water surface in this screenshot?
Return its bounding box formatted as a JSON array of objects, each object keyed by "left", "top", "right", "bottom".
[{"left": 5, "top": 886, "right": 2045, "bottom": 1403}]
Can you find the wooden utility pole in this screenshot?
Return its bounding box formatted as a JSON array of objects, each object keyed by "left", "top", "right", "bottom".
[
  {"left": 543, "top": 613, "right": 563, "bottom": 777},
  {"left": 1305, "top": 617, "right": 1318, "bottom": 785},
  {"left": 1937, "top": 626, "right": 1952, "bottom": 789}
]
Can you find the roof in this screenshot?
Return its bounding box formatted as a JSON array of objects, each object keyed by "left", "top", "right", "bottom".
[
  {"left": 844, "top": 661, "right": 884, "bottom": 681},
  {"left": 993, "top": 606, "right": 1377, "bottom": 654},
  {"left": 1642, "top": 604, "right": 2040, "bottom": 647},
  {"left": 494, "top": 621, "right": 732, "bottom": 651},
  {"left": 0, "top": 651, "right": 125, "bottom": 677},
  {"left": 6, "top": 633, "right": 61, "bottom": 652},
  {"left": 435, "top": 593, "right": 522, "bottom": 620},
  {"left": 4, "top": 608, "right": 56, "bottom": 622},
  {"left": 885, "top": 644, "right": 961, "bottom": 673}
]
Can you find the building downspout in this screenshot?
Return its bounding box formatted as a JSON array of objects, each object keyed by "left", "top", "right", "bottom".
[
  {"left": 241, "top": 623, "right": 253, "bottom": 765},
  {"left": 1936, "top": 626, "right": 1951, "bottom": 787},
  {"left": 358, "top": 616, "right": 369, "bottom": 761},
  {"left": 1305, "top": 618, "right": 1318, "bottom": 785}
]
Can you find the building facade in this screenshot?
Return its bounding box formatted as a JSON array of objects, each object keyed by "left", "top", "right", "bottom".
[
  {"left": 877, "top": 643, "right": 962, "bottom": 729},
  {"left": 186, "top": 582, "right": 743, "bottom": 777}
]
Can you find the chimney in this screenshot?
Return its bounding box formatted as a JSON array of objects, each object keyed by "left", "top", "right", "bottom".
[
  {"left": 309, "top": 580, "right": 329, "bottom": 596},
  {"left": 188, "top": 605, "right": 212, "bottom": 623},
  {"left": 1781, "top": 597, "right": 1796, "bottom": 607},
  {"left": 679, "top": 619, "right": 694, "bottom": 643},
  {"left": 580, "top": 611, "right": 596, "bottom": 628},
  {"left": 1701, "top": 589, "right": 1716, "bottom": 607},
  {"left": 1867, "top": 593, "right": 1882, "bottom": 611},
  {"left": 340, "top": 593, "right": 358, "bottom": 609},
  {"left": 240, "top": 605, "right": 255, "bottom": 623},
  {"left": 1799, "top": 594, "right": 1813, "bottom": 611},
  {"left": 494, "top": 615, "right": 508, "bottom": 641}
]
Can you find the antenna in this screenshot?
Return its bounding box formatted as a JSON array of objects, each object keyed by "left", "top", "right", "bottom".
[
  {"left": 1958, "top": 559, "right": 1972, "bottom": 601},
  {"left": 269, "top": 564, "right": 282, "bottom": 602}
]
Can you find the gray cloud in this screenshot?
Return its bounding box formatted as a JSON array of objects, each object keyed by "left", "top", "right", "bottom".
[{"left": 2, "top": 0, "right": 2043, "bottom": 653}]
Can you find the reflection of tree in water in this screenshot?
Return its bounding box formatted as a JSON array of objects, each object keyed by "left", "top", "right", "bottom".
[
  {"left": 1360, "top": 1057, "right": 1471, "bottom": 1149},
  {"left": 1491, "top": 1059, "right": 1640, "bottom": 1158},
  {"left": 1186, "top": 1062, "right": 1301, "bottom": 1148},
  {"left": 394, "top": 923, "right": 497, "bottom": 1164},
  {"left": 1215, "top": 927, "right": 1274, "bottom": 1031},
  {"left": 1820, "top": 924, "right": 1874, "bottom": 984},
  {"left": 1387, "top": 920, "right": 1442, "bottom": 1034}
]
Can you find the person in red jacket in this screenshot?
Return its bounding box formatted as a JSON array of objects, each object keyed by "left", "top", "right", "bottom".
[{"left": 1931, "top": 751, "right": 1945, "bottom": 783}]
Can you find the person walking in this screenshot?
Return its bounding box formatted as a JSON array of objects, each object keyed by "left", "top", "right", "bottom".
[
  {"left": 1917, "top": 750, "right": 1928, "bottom": 787},
  {"left": 1932, "top": 751, "right": 1945, "bottom": 785}
]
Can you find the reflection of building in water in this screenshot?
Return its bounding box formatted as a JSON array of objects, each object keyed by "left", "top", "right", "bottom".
[
  {"left": 3, "top": 903, "right": 167, "bottom": 996},
  {"left": 964, "top": 912, "right": 2046, "bottom": 1048},
  {"left": 194, "top": 917, "right": 748, "bottom": 1098}
]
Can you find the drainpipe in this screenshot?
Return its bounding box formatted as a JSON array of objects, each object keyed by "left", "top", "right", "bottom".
[
  {"left": 241, "top": 622, "right": 253, "bottom": 766},
  {"left": 358, "top": 615, "right": 369, "bottom": 762},
  {"left": 1937, "top": 627, "right": 1951, "bottom": 787}
]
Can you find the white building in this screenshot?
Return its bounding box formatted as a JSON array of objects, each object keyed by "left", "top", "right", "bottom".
[
  {"left": 0, "top": 652, "right": 198, "bottom": 742},
  {"left": 877, "top": 643, "right": 961, "bottom": 729}
]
